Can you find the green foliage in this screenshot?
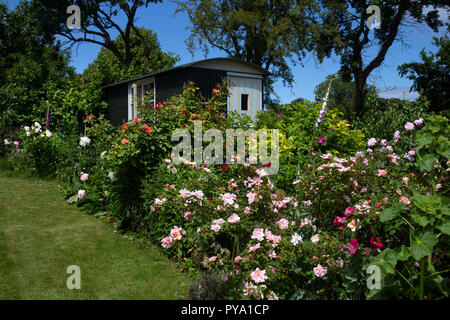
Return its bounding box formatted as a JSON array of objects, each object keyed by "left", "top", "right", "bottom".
[
  {"left": 0, "top": 2, "right": 74, "bottom": 132},
  {"left": 82, "top": 27, "right": 179, "bottom": 87},
  {"left": 176, "top": 0, "right": 325, "bottom": 103},
  {"left": 398, "top": 34, "right": 450, "bottom": 113},
  {"left": 313, "top": 1, "right": 447, "bottom": 116},
  {"left": 353, "top": 96, "right": 430, "bottom": 140},
  {"left": 255, "top": 101, "right": 365, "bottom": 191},
  {"left": 314, "top": 74, "right": 377, "bottom": 119}
]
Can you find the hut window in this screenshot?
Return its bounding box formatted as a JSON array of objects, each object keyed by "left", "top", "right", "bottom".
[{"left": 241, "top": 94, "right": 249, "bottom": 111}]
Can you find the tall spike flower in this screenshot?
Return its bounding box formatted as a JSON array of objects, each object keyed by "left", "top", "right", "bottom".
[
  {"left": 315, "top": 79, "right": 334, "bottom": 128},
  {"left": 45, "top": 106, "right": 50, "bottom": 127}
]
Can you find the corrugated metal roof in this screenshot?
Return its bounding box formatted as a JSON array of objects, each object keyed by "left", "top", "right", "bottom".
[{"left": 102, "top": 57, "right": 266, "bottom": 89}]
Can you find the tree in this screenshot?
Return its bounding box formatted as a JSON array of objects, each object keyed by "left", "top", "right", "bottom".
[
  {"left": 314, "top": 0, "right": 449, "bottom": 118},
  {"left": 398, "top": 33, "right": 450, "bottom": 113},
  {"left": 82, "top": 27, "right": 179, "bottom": 87},
  {"left": 31, "top": 0, "right": 163, "bottom": 68},
  {"left": 0, "top": 1, "right": 74, "bottom": 130},
  {"left": 314, "top": 74, "right": 377, "bottom": 119},
  {"left": 175, "top": 0, "right": 324, "bottom": 103}
]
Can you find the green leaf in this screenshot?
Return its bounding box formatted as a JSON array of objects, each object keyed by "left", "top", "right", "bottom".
[
  {"left": 441, "top": 206, "right": 450, "bottom": 217},
  {"left": 393, "top": 246, "right": 411, "bottom": 261},
  {"left": 437, "top": 220, "right": 450, "bottom": 235},
  {"left": 410, "top": 212, "right": 434, "bottom": 227},
  {"left": 380, "top": 202, "right": 406, "bottom": 222},
  {"left": 417, "top": 154, "right": 437, "bottom": 171},
  {"left": 415, "top": 132, "right": 433, "bottom": 149},
  {"left": 436, "top": 144, "right": 450, "bottom": 159},
  {"left": 412, "top": 192, "right": 442, "bottom": 214},
  {"left": 67, "top": 194, "right": 78, "bottom": 204},
  {"left": 410, "top": 230, "right": 438, "bottom": 260},
  {"left": 371, "top": 248, "right": 398, "bottom": 275}
]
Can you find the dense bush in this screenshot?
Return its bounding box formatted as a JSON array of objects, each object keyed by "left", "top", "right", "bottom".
[
  {"left": 1, "top": 80, "right": 448, "bottom": 300},
  {"left": 255, "top": 101, "right": 365, "bottom": 191},
  {"left": 147, "top": 114, "right": 448, "bottom": 300},
  {"left": 353, "top": 95, "right": 431, "bottom": 140}
]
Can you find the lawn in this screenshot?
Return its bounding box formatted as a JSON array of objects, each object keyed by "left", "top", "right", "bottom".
[{"left": 0, "top": 172, "right": 188, "bottom": 299}]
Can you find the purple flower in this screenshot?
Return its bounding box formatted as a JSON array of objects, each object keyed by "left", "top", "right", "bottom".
[
  {"left": 404, "top": 122, "right": 414, "bottom": 131},
  {"left": 317, "top": 136, "right": 326, "bottom": 144},
  {"left": 368, "top": 138, "right": 377, "bottom": 147},
  {"left": 45, "top": 107, "right": 50, "bottom": 127},
  {"left": 276, "top": 113, "right": 281, "bottom": 118}
]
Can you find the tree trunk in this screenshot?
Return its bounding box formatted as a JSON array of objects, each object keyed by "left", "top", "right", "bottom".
[{"left": 350, "top": 74, "right": 366, "bottom": 119}]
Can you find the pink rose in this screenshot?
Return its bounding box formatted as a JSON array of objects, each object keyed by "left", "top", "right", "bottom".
[
  {"left": 344, "top": 207, "right": 355, "bottom": 216},
  {"left": 250, "top": 268, "right": 268, "bottom": 283},
  {"left": 161, "top": 236, "right": 173, "bottom": 248},
  {"left": 313, "top": 264, "right": 328, "bottom": 277},
  {"left": 227, "top": 213, "right": 240, "bottom": 223},
  {"left": 170, "top": 226, "right": 184, "bottom": 241},
  {"left": 340, "top": 239, "right": 359, "bottom": 255},
  {"left": 404, "top": 122, "right": 414, "bottom": 131},
  {"left": 77, "top": 189, "right": 86, "bottom": 199}
]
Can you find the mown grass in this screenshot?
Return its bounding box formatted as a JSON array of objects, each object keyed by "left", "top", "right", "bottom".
[{"left": 0, "top": 172, "right": 188, "bottom": 299}]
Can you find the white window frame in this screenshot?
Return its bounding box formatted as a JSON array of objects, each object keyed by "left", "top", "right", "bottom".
[{"left": 128, "top": 77, "right": 156, "bottom": 121}]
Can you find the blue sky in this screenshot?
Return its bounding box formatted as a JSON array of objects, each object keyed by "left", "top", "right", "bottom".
[{"left": 7, "top": 1, "right": 449, "bottom": 103}]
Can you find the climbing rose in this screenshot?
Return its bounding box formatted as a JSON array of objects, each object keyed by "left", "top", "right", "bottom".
[
  {"left": 250, "top": 268, "right": 268, "bottom": 283},
  {"left": 377, "top": 169, "right": 387, "bottom": 177},
  {"left": 340, "top": 239, "right": 359, "bottom": 255},
  {"left": 161, "top": 236, "right": 173, "bottom": 248},
  {"left": 251, "top": 228, "right": 265, "bottom": 241},
  {"left": 170, "top": 226, "right": 184, "bottom": 241},
  {"left": 370, "top": 236, "right": 384, "bottom": 249},
  {"left": 276, "top": 218, "right": 289, "bottom": 230},
  {"left": 228, "top": 213, "right": 240, "bottom": 223},
  {"left": 404, "top": 122, "right": 414, "bottom": 131},
  {"left": 333, "top": 216, "right": 347, "bottom": 226},
  {"left": 399, "top": 196, "right": 410, "bottom": 205},
  {"left": 77, "top": 189, "right": 86, "bottom": 199},
  {"left": 367, "top": 138, "right": 377, "bottom": 147},
  {"left": 290, "top": 233, "right": 303, "bottom": 245},
  {"left": 313, "top": 264, "right": 327, "bottom": 277},
  {"left": 80, "top": 173, "right": 89, "bottom": 182},
  {"left": 344, "top": 207, "right": 355, "bottom": 216}
]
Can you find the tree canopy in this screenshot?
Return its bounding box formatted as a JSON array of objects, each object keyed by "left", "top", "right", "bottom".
[
  {"left": 82, "top": 27, "right": 180, "bottom": 87},
  {"left": 398, "top": 32, "right": 450, "bottom": 113},
  {"left": 314, "top": 0, "right": 449, "bottom": 117},
  {"left": 31, "top": 0, "right": 163, "bottom": 67},
  {"left": 175, "top": 0, "right": 325, "bottom": 102},
  {"left": 0, "top": 1, "right": 74, "bottom": 129}
]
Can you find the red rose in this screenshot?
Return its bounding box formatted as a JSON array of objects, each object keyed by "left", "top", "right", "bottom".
[
  {"left": 370, "top": 236, "right": 383, "bottom": 249},
  {"left": 333, "top": 216, "right": 347, "bottom": 226},
  {"left": 340, "top": 239, "right": 359, "bottom": 255},
  {"left": 344, "top": 207, "right": 355, "bottom": 216}
]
